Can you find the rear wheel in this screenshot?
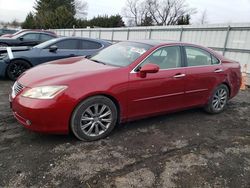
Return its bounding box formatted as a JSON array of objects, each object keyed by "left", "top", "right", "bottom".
[
  {"left": 70, "top": 96, "right": 118, "bottom": 141},
  {"left": 205, "top": 84, "right": 229, "bottom": 114},
  {"left": 6, "top": 60, "right": 31, "bottom": 81}
]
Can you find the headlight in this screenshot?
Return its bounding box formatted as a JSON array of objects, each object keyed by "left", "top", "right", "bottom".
[{"left": 22, "top": 86, "right": 67, "bottom": 99}]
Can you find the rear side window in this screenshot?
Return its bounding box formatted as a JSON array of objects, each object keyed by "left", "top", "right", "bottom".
[
  {"left": 21, "top": 33, "right": 40, "bottom": 40},
  {"left": 53, "top": 39, "right": 79, "bottom": 49},
  {"left": 40, "top": 34, "right": 54, "bottom": 42},
  {"left": 81, "top": 40, "right": 102, "bottom": 50},
  {"left": 185, "top": 46, "right": 219, "bottom": 66}
]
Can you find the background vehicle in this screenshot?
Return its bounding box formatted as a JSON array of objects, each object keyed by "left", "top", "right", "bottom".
[
  {"left": 1, "top": 29, "right": 56, "bottom": 38},
  {"left": 10, "top": 41, "right": 241, "bottom": 141},
  {"left": 0, "top": 37, "right": 112, "bottom": 80},
  {"left": 0, "top": 28, "right": 17, "bottom": 37},
  {"left": 0, "top": 31, "right": 57, "bottom": 47}
]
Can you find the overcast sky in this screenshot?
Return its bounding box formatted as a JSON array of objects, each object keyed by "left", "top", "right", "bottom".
[{"left": 0, "top": 0, "right": 250, "bottom": 24}]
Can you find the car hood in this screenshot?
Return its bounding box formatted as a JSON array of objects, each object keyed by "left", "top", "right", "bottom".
[{"left": 18, "top": 56, "right": 118, "bottom": 87}]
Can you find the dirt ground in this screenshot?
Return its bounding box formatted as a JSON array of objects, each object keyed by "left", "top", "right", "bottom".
[{"left": 0, "top": 79, "right": 250, "bottom": 188}]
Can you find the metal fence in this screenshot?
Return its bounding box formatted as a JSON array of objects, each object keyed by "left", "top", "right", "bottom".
[{"left": 52, "top": 23, "right": 250, "bottom": 85}]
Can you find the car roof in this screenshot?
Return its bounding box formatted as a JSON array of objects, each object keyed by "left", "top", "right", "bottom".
[
  {"left": 55, "top": 36, "right": 112, "bottom": 44},
  {"left": 128, "top": 39, "right": 188, "bottom": 47},
  {"left": 19, "top": 31, "right": 56, "bottom": 36}
]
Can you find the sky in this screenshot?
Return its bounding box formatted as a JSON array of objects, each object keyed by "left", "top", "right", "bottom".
[{"left": 0, "top": 0, "right": 250, "bottom": 24}]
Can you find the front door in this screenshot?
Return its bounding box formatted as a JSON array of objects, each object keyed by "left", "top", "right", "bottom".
[{"left": 127, "top": 45, "right": 186, "bottom": 120}]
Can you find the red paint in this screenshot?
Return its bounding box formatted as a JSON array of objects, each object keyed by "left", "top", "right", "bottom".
[{"left": 10, "top": 42, "right": 241, "bottom": 134}]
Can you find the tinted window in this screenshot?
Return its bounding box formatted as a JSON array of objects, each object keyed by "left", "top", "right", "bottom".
[
  {"left": 140, "top": 46, "right": 182, "bottom": 69},
  {"left": 185, "top": 46, "right": 219, "bottom": 66},
  {"left": 21, "top": 33, "right": 39, "bottom": 40},
  {"left": 81, "top": 40, "right": 102, "bottom": 49},
  {"left": 53, "top": 39, "right": 79, "bottom": 49},
  {"left": 40, "top": 34, "right": 54, "bottom": 42}
]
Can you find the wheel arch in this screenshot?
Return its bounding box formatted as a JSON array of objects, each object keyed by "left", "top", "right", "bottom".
[
  {"left": 221, "top": 82, "right": 231, "bottom": 97},
  {"left": 69, "top": 93, "right": 122, "bottom": 131},
  {"left": 5, "top": 58, "right": 33, "bottom": 77}
]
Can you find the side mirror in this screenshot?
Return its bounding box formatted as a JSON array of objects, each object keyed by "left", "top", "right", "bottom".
[
  {"left": 19, "top": 37, "right": 24, "bottom": 41},
  {"left": 49, "top": 45, "right": 58, "bottom": 52},
  {"left": 139, "top": 63, "right": 159, "bottom": 78}
]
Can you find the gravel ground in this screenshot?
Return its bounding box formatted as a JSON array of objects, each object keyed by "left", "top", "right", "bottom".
[{"left": 0, "top": 79, "right": 250, "bottom": 188}]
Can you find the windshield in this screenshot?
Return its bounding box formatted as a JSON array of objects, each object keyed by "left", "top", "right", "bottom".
[
  {"left": 33, "top": 38, "right": 59, "bottom": 48},
  {"left": 90, "top": 42, "right": 152, "bottom": 67}
]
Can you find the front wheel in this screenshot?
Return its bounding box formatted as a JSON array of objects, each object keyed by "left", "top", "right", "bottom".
[
  {"left": 70, "top": 96, "right": 118, "bottom": 141},
  {"left": 6, "top": 60, "right": 31, "bottom": 81},
  {"left": 205, "top": 84, "right": 229, "bottom": 114}
]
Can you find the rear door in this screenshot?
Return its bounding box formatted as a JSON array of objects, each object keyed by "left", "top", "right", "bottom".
[
  {"left": 128, "top": 45, "right": 186, "bottom": 120},
  {"left": 183, "top": 46, "right": 225, "bottom": 107}
]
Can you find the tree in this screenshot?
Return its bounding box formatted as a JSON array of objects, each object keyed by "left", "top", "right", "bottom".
[
  {"left": 177, "top": 14, "right": 190, "bottom": 25},
  {"left": 122, "top": 0, "right": 148, "bottom": 26},
  {"left": 199, "top": 9, "right": 208, "bottom": 24},
  {"left": 22, "top": 0, "right": 88, "bottom": 29},
  {"left": 74, "top": 0, "right": 88, "bottom": 19},
  {"left": 22, "top": 12, "right": 36, "bottom": 29},
  {"left": 80, "top": 14, "right": 125, "bottom": 28},
  {"left": 123, "top": 0, "right": 195, "bottom": 26}
]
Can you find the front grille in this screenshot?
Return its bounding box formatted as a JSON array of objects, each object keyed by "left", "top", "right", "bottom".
[{"left": 12, "top": 81, "right": 24, "bottom": 98}]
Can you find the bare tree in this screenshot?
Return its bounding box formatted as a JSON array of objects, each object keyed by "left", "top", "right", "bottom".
[
  {"left": 122, "top": 0, "right": 148, "bottom": 26},
  {"left": 146, "top": 0, "right": 195, "bottom": 25},
  {"left": 74, "top": 0, "right": 88, "bottom": 19},
  {"left": 199, "top": 9, "right": 208, "bottom": 24},
  {"left": 123, "top": 0, "right": 195, "bottom": 26}
]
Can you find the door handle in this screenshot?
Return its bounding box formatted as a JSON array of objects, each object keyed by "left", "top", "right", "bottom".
[
  {"left": 214, "top": 69, "right": 223, "bottom": 73},
  {"left": 173, "top": 73, "right": 186, "bottom": 78}
]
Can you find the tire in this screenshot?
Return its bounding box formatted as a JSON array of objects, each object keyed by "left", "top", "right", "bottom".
[
  {"left": 0, "top": 43, "right": 8, "bottom": 47},
  {"left": 205, "top": 84, "right": 229, "bottom": 114},
  {"left": 70, "top": 96, "right": 118, "bottom": 141},
  {"left": 6, "top": 60, "right": 31, "bottom": 81}
]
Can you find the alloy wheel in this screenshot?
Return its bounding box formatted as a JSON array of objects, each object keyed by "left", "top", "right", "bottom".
[
  {"left": 212, "top": 88, "right": 228, "bottom": 111},
  {"left": 80, "top": 104, "right": 112, "bottom": 137}
]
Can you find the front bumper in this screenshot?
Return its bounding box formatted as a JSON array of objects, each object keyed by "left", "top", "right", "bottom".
[{"left": 10, "top": 93, "right": 74, "bottom": 134}]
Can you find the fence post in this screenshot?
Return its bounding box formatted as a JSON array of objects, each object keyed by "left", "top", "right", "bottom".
[
  {"left": 179, "top": 27, "right": 184, "bottom": 41},
  {"left": 99, "top": 29, "right": 101, "bottom": 39},
  {"left": 111, "top": 29, "right": 114, "bottom": 42},
  {"left": 148, "top": 28, "right": 152, "bottom": 39},
  {"left": 223, "top": 25, "right": 231, "bottom": 55},
  {"left": 89, "top": 29, "right": 91, "bottom": 38},
  {"left": 127, "top": 29, "right": 130, "bottom": 40}
]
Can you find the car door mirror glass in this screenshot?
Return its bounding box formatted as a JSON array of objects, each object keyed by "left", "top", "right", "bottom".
[
  {"left": 19, "top": 37, "right": 24, "bottom": 41},
  {"left": 49, "top": 45, "right": 58, "bottom": 52}
]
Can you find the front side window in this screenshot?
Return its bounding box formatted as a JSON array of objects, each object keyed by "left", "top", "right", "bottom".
[
  {"left": 53, "top": 39, "right": 79, "bottom": 49},
  {"left": 140, "top": 46, "right": 182, "bottom": 69},
  {"left": 185, "top": 46, "right": 219, "bottom": 67}
]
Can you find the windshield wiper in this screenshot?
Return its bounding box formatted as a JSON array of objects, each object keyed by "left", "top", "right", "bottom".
[{"left": 91, "top": 59, "right": 106, "bottom": 65}]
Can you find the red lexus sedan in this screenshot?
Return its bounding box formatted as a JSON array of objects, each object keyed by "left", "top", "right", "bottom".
[{"left": 10, "top": 41, "right": 241, "bottom": 141}]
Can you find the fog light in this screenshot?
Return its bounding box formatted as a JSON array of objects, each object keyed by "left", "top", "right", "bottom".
[{"left": 26, "top": 120, "right": 32, "bottom": 126}]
